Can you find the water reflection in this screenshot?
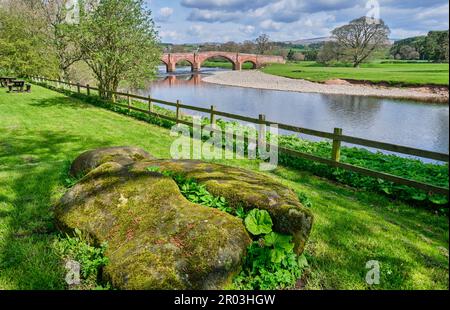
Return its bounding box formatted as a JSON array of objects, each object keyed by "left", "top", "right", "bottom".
[{"left": 133, "top": 73, "right": 449, "bottom": 155}]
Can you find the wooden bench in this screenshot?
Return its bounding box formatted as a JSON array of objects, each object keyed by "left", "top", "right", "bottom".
[
  {"left": 0, "top": 77, "right": 17, "bottom": 88},
  {"left": 7, "top": 80, "right": 26, "bottom": 92}
]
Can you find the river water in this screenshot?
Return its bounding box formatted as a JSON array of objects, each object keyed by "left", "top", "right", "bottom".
[{"left": 134, "top": 67, "right": 449, "bottom": 158}]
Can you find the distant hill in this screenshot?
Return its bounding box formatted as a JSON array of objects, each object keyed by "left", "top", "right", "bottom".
[
  {"left": 286, "top": 37, "right": 333, "bottom": 45},
  {"left": 286, "top": 36, "right": 396, "bottom": 46}
]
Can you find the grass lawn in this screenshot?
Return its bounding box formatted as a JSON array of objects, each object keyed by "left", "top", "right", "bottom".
[
  {"left": 262, "top": 61, "right": 450, "bottom": 86},
  {"left": 202, "top": 60, "right": 254, "bottom": 70},
  {"left": 0, "top": 85, "right": 448, "bottom": 290}
]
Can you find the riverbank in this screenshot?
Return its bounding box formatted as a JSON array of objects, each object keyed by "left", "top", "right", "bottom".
[
  {"left": 203, "top": 70, "right": 449, "bottom": 103},
  {"left": 1, "top": 85, "right": 448, "bottom": 290}
]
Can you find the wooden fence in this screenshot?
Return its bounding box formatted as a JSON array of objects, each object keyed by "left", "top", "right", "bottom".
[{"left": 30, "top": 76, "right": 450, "bottom": 197}]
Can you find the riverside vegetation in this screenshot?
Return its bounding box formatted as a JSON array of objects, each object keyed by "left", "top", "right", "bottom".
[
  {"left": 35, "top": 80, "right": 447, "bottom": 211},
  {"left": 147, "top": 167, "right": 308, "bottom": 290}
]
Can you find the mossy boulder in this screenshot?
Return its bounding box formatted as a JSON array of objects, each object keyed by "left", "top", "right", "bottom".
[
  {"left": 58, "top": 147, "right": 314, "bottom": 289},
  {"left": 70, "top": 146, "right": 155, "bottom": 177},
  {"left": 57, "top": 161, "right": 251, "bottom": 290},
  {"left": 133, "top": 160, "right": 314, "bottom": 254}
]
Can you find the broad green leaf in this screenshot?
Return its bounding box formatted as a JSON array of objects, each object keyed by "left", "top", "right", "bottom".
[{"left": 244, "top": 209, "right": 273, "bottom": 236}]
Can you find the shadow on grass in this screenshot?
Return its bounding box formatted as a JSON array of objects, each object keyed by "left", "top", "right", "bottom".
[
  {"left": 0, "top": 129, "right": 108, "bottom": 289},
  {"left": 29, "top": 95, "right": 91, "bottom": 109}
]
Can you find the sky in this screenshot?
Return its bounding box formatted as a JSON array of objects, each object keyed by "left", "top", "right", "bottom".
[{"left": 145, "top": 0, "right": 450, "bottom": 44}]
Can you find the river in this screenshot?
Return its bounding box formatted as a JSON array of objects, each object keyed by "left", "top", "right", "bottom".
[{"left": 133, "top": 66, "right": 449, "bottom": 158}]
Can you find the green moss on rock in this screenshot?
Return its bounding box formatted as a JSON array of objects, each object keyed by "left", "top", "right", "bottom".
[
  {"left": 57, "top": 161, "right": 251, "bottom": 290},
  {"left": 57, "top": 147, "right": 314, "bottom": 290},
  {"left": 69, "top": 146, "right": 155, "bottom": 177},
  {"left": 132, "top": 160, "right": 314, "bottom": 254}
]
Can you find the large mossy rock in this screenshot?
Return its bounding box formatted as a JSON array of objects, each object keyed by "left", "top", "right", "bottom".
[
  {"left": 133, "top": 160, "right": 314, "bottom": 254},
  {"left": 70, "top": 146, "right": 155, "bottom": 177},
  {"left": 57, "top": 161, "right": 251, "bottom": 290},
  {"left": 57, "top": 147, "right": 314, "bottom": 290}
]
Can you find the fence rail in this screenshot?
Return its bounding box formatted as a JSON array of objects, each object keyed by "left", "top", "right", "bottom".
[{"left": 30, "top": 76, "right": 449, "bottom": 197}]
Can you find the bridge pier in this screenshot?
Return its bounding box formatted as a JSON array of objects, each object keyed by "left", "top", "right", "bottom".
[
  {"left": 167, "top": 63, "right": 176, "bottom": 73},
  {"left": 193, "top": 62, "right": 201, "bottom": 72}
]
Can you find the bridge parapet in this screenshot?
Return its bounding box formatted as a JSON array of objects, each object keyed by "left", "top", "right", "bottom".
[{"left": 161, "top": 52, "right": 285, "bottom": 72}]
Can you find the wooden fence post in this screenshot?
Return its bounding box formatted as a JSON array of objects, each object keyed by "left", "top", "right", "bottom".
[
  {"left": 148, "top": 96, "right": 153, "bottom": 114},
  {"left": 210, "top": 105, "right": 216, "bottom": 125},
  {"left": 127, "top": 91, "right": 131, "bottom": 112},
  {"left": 176, "top": 100, "right": 181, "bottom": 124},
  {"left": 77, "top": 83, "right": 81, "bottom": 94},
  {"left": 332, "top": 127, "right": 343, "bottom": 162},
  {"left": 86, "top": 84, "right": 90, "bottom": 96},
  {"left": 258, "top": 114, "right": 266, "bottom": 148},
  {"left": 112, "top": 92, "right": 116, "bottom": 104}
]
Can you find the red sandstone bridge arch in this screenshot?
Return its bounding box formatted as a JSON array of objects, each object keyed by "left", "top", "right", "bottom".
[{"left": 161, "top": 51, "right": 285, "bottom": 73}]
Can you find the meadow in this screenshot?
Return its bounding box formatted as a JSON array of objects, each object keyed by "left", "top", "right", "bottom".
[
  {"left": 261, "top": 61, "right": 450, "bottom": 86},
  {"left": 0, "top": 85, "right": 448, "bottom": 290}
]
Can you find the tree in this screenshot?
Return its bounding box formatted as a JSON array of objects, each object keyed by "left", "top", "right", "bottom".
[
  {"left": 241, "top": 40, "right": 256, "bottom": 54},
  {"left": 390, "top": 36, "right": 427, "bottom": 60},
  {"left": 286, "top": 50, "right": 295, "bottom": 61},
  {"left": 255, "top": 34, "right": 271, "bottom": 55},
  {"left": 35, "top": 0, "right": 82, "bottom": 80},
  {"left": 75, "top": 0, "right": 161, "bottom": 98},
  {"left": 304, "top": 49, "right": 318, "bottom": 61},
  {"left": 398, "top": 45, "right": 420, "bottom": 60},
  {"left": 317, "top": 41, "right": 343, "bottom": 65},
  {"left": 0, "top": 1, "right": 59, "bottom": 77},
  {"left": 220, "top": 41, "right": 239, "bottom": 53},
  {"left": 332, "top": 17, "right": 390, "bottom": 67},
  {"left": 425, "top": 30, "right": 449, "bottom": 63}
]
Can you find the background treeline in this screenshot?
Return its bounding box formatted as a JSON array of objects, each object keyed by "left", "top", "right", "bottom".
[{"left": 390, "top": 30, "right": 449, "bottom": 62}]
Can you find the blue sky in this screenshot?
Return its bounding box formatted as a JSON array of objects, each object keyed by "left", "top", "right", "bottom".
[{"left": 145, "top": 0, "right": 449, "bottom": 43}]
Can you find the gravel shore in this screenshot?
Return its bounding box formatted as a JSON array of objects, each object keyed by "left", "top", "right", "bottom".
[{"left": 203, "top": 71, "right": 449, "bottom": 103}]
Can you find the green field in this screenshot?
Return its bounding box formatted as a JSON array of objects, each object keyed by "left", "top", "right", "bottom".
[
  {"left": 0, "top": 86, "right": 448, "bottom": 290},
  {"left": 202, "top": 60, "right": 254, "bottom": 70},
  {"left": 262, "top": 61, "right": 450, "bottom": 86}
]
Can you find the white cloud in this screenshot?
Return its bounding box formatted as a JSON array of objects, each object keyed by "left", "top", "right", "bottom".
[
  {"left": 155, "top": 0, "right": 449, "bottom": 43},
  {"left": 259, "top": 20, "right": 282, "bottom": 31},
  {"left": 156, "top": 7, "right": 174, "bottom": 22},
  {"left": 239, "top": 25, "right": 256, "bottom": 35}
]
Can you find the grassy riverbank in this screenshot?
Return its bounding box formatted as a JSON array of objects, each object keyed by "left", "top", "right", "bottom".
[
  {"left": 202, "top": 60, "right": 254, "bottom": 70},
  {"left": 0, "top": 86, "right": 448, "bottom": 290},
  {"left": 261, "top": 61, "right": 450, "bottom": 87}
]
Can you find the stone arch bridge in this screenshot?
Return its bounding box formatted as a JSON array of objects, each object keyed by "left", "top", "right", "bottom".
[{"left": 161, "top": 51, "right": 285, "bottom": 72}]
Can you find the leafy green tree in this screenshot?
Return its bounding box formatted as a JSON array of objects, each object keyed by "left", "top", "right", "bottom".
[
  {"left": 0, "top": 1, "right": 59, "bottom": 77},
  {"left": 425, "top": 30, "right": 449, "bottom": 63},
  {"left": 390, "top": 36, "right": 427, "bottom": 60},
  {"left": 286, "top": 49, "right": 295, "bottom": 61},
  {"left": 74, "top": 0, "right": 161, "bottom": 98}
]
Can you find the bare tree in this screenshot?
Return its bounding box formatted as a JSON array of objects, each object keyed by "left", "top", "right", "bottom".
[
  {"left": 332, "top": 17, "right": 390, "bottom": 67},
  {"left": 255, "top": 34, "right": 271, "bottom": 55},
  {"left": 37, "top": 0, "right": 82, "bottom": 80}
]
